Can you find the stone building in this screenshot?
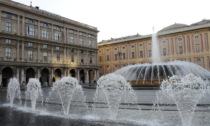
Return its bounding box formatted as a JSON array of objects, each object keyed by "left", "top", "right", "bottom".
[
  {"left": 98, "top": 20, "right": 210, "bottom": 76},
  {"left": 0, "top": 0, "right": 99, "bottom": 87}
]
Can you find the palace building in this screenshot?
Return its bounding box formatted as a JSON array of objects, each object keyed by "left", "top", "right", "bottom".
[
  {"left": 98, "top": 19, "right": 210, "bottom": 76},
  {"left": 0, "top": 0, "right": 99, "bottom": 87}
]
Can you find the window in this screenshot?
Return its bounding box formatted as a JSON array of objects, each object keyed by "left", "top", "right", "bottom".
[
  {"left": 69, "top": 29, "right": 74, "bottom": 33},
  {"left": 81, "top": 57, "right": 84, "bottom": 63},
  {"left": 70, "top": 36, "right": 74, "bottom": 43},
  {"left": 81, "top": 50, "right": 83, "bottom": 53},
  {"left": 122, "top": 47, "right": 125, "bottom": 49},
  {"left": 5, "top": 39, "right": 11, "bottom": 44},
  {"left": 195, "top": 44, "right": 200, "bottom": 52},
  {"left": 55, "top": 46, "right": 60, "bottom": 50},
  {"left": 28, "top": 42, "right": 33, "bottom": 47},
  {"left": 140, "top": 51, "right": 143, "bottom": 58},
  {"left": 71, "top": 49, "right": 74, "bottom": 53},
  {"left": 80, "top": 38, "right": 84, "bottom": 45},
  {"left": 131, "top": 45, "right": 134, "bottom": 48},
  {"left": 56, "top": 53, "right": 60, "bottom": 61},
  {"left": 88, "top": 40, "right": 92, "bottom": 46},
  {"left": 179, "top": 46, "right": 183, "bottom": 54},
  {"left": 106, "top": 55, "right": 110, "bottom": 61},
  {"left": 5, "top": 48, "right": 11, "bottom": 58},
  {"left": 28, "top": 19, "right": 35, "bottom": 25},
  {"left": 163, "top": 48, "right": 167, "bottom": 56},
  {"left": 149, "top": 50, "right": 151, "bottom": 57},
  {"left": 90, "top": 57, "right": 92, "bottom": 64},
  {"left": 6, "top": 22, "right": 12, "bottom": 32},
  {"left": 71, "top": 55, "right": 74, "bottom": 62},
  {"left": 28, "top": 50, "right": 33, "bottom": 60},
  {"left": 194, "top": 36, "right": 199, "bottom": 39},
  {"left": 6, "top": 13, "right": 12, "bottom": 19},
  {"left": 99, "top": 56, "right": 102, "bottom": 62},
  {"left": 54, "top": 26, "right": 61, "bottom": 31},
  {"left": 131, "top": 52, "right": 135, "bottom": 59},
  {"left": 43, "top": 52, "right": 48, "bottom": 61},
  {"left": 42, "top": 23, "right": 48, "bottom": 28},
  {"left": 140, "top": 44, "right": 142, "bottom": 46},
  {"left": 41, "top": 30, "right": 48, "bottom": 38},
  {"left": 27, "top": 27, "right": 35, "bottom": 36},
  {"left": 42, "top": 44, "right": 48, "bottom": 49},
  {"left": 122, "top": 53, "right": 126, "bottom": 59},
  {"left": 54, "top": 33, "right": 61, "bottom": 41},
  {"left": 115, "top": 54, "right": 118, "bottom": 60}
]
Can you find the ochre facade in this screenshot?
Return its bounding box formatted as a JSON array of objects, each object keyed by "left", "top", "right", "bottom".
[
  {"left": 0, "top": 0, "right": 99, "bottom": 87},
  {"left": 98, "top": 21, "right": 210, "bottom": 76}
]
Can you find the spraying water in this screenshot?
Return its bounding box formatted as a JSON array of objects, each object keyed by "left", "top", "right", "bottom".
[
  {"left": 47, "top": 76, "right": 87, "bottom": 116},
  {"left": 157, "top": 74, "right": 208, "bottom": 126},
  {"left": 25, "top": 78, "right": 43, "bottom": 111},
  {"left": 7, "top": 77, "right": 21, "bottom": 108},
  {"left": 94, "top": 73, "right": 138, "bottom": 120},
  {"left": 152, "top": 33, "right": 161, "bottom": 63}
]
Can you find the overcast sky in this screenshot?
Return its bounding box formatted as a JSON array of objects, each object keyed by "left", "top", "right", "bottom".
[{"left": 13, "top": 0, "right": 210, "bottom": 42}]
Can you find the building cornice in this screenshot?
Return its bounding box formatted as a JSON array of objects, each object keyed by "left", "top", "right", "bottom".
[
  {"left": 0, "top": 0, "right": 98, "bottom": 32},
  {"left": 99, "top": 23, "right": 210, "bottom": 47}
]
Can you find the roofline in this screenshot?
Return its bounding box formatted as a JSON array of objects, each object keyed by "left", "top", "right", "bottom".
[
  {"left": 157, "top": 23, "right": 210, "bottom": 36},
  {"left": 99, "top": 23, "right": 210, "bottom": 46},
  {"left": 1, "top": 0, "right": 98, "bottom": 32},
  {"left": 98, "top": 34, "right": 152, "bottom": 46}
]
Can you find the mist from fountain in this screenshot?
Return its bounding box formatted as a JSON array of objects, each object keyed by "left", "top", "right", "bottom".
[
  {"left": 7, "top": 77, "right": 21, "bottom": 108},
  {"left": 47, "top": 76, "right": 87, "bottom": 116},
  {"left": 94, "top": 73, "right": 138, "bottom": 120},
  {"left": 156, "top": 74, "right": 209, "bottom": 126},
  {"left": 25, "top": 78, "right": 43, "bottom": 111}
]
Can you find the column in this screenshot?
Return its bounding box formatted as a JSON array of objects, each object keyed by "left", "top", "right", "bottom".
[
  {"left": 21, "top": 68, "right": 25, "bottom": 84},
  {"left": 64, "top": 27, "right": 67, "bottom": 43},
  {"left": 22, "top": 16, "right": 25, "bottom": 36},
  {"left": 51, "top": 69, "right": 54, "bottom": 80},
  {"left": 85, "top": 70, "right": 89, "bottom": 84},
  {"left": 94, "top": 70, "right": 97, "bottom": 81},
  {"left": 49, "top": 69, "right": 52, "bottom": 86},
  {"left": 64, "top": 47, "right": 66, "bottom": 63},
  {"left": 17, "top": 15, "right": 20, "bottom": 35},
  {"left": 38, "top": 21, "right": 40, "bottom": 39},
  {"left": 37, "top": 68, "right": 40, "bottom": 79},
  {"left": 17, "top": 41, "right": 19, "bottom": 61},
  {"left": 16, "top": 68, "right": 19, "bottom": 82},
  {"left": 0, "top": 11, "right": 1, "bottom": 31},
  {"left": 0, "top": 73, "right": 2, "bottom": 86},
  {"left": 37, "top": 44, "right": 40, "bottom": 62},
  {"left": 51, "top": 24, "right": 54, "bottom": 41},
  {"left": 77, "top": 69, "right": 80, "bottom": 83},
  {"left": 21, "top": 41, "right": 25, "bottom": 61},
  {"left": 51, "top": 46, "right": 54, "bottom": 62}
]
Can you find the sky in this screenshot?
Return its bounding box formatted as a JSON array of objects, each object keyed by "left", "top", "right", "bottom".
[{"left": 13, "top": 0, "right": 210, "bottom": 42}]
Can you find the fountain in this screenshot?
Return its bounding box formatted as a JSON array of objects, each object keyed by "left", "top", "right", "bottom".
[
  {"left": 46, "top": 76, "right": 87, "bottom": 116},
  {"left": 93, "top": 73, "right": 138, "bottom": 120},
  {"left": 25, "top": 78, "right": 43, "bottom": 111},
  {"left": 156, "top": 74, "right": 209, "bottom": 126},
  {"left": 7, "top": 77, "right": 21, "bottom": 108},
  {"left": 1, "top": 30, "right": 210, "bottom": 126}
]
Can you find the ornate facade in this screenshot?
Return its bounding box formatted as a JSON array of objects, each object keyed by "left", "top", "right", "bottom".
[
  {"left": 0, "top": 0, "right": 99, "bottom": 87},
  {"left": 98, "top": 20, "right": 210, "bottom": 76}
]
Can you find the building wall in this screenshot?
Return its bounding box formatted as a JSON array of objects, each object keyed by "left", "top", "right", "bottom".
[
  {"left": 0, "top": 0, "right": 99, "bottom": 87},
  {"left": 98, "top": 28, "right": 210, "bottom": 76}
]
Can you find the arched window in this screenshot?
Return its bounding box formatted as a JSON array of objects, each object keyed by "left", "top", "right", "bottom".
[{"left": 28, "top": 19, "right": 35, "bottom": 25}]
